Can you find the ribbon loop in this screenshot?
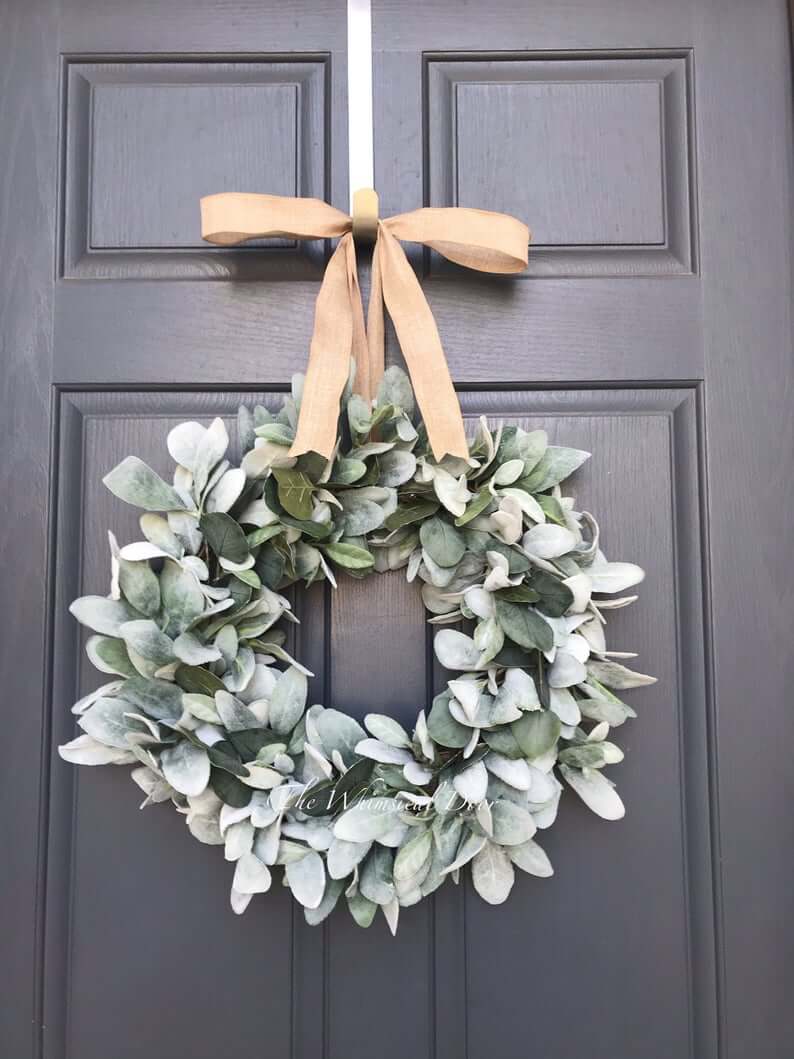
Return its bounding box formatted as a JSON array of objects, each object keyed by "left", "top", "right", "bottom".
[{"left": 200, "top": 192, "right": 530, "bottom": 462}]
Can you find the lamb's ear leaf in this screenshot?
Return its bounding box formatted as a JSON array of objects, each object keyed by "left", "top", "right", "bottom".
[
  {"left": 103, "top": 456, "right": 185, "bottom": 511},
  {"left": 199, "top": 512, "right": 250, "bottom": 564}
]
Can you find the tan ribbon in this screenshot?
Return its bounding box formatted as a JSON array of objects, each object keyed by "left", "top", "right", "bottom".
[{"left": 200, "top": 193, "right": 530, "bottom": 461}]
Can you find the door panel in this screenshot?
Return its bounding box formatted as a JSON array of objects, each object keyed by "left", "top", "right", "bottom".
[{"left": 1, "top": 1, "right": 791, "bottom": 1058}]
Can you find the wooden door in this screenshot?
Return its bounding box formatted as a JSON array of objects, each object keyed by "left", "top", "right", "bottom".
[{"left": 1, "top": 1, "right": 791, "bottom": 1058}]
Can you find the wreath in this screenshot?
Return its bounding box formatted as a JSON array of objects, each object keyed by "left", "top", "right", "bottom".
[{"left": 60, "top": 366, "right": 654, "bottom": 933}]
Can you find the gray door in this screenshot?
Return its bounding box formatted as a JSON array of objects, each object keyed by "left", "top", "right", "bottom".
[{"left": 2, "top": 1, "right": 792, "bottom": 1058}]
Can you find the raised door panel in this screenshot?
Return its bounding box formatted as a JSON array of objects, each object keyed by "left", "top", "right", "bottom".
[{"left": 47, "top": 386, "right": 711, "bottom": 1059}]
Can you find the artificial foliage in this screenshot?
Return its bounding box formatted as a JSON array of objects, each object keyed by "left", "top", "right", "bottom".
[{"left": 60, "top": 366, "right": 654, "bottom": 933}]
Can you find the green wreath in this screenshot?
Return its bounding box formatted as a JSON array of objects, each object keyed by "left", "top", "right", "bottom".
[{"left": 60, "top": 366, "right": 654, "bottom": 933}]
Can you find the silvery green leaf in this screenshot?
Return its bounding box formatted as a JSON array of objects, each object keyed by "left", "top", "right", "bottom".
[
  {"left": 447, "top": 678, "right": 482, "bottom": 721},
  {"left": 495, "top": 601, "right": 553, "bottom": 652},
  {"left": 224, "top": 819, "right": 255, "bottom": 861},
  {"left": 236, "top": 663, "right": 277, "bottom": 706},
  {"left": 471, "top": 842, "right": 515, "bottom": 904},
  {"left": 120, "top": 620, "right": 174, "bottom": 665},
  {"left": 441, "top": 829, "right": 487, "bottom": 876},
  {"left": 433, "top": 629, "right": 482, "bottom": 671},
  {"left": 172, "top": 631, "right": 221, "bottom": 666},
  {"left": 162, "top": 559, "right": 206, "bottom": 636},
  {"left": 508, "top": 838, "right": 554, "bottom": 877},
  {"left": 85, "top": 635, "right": 137, "bottom": 677},
  {"left": 382, "top": 897, "right": 400, "bottom": 936},
  {"left": 563, "top": 573, "right": 591, "bottom": 613},
  {"left": 377, "top": 450, "right": 417, "bottom": 487},
  {"left": 548, "top": 686, "right": 581, "bottom": 725},
  {"left": 594, "top": 593, "right": 638, "bottom": 610},
  {"left": 160, "top": 740, "right": 210, "bottom": 797},
  {"left": 274, "top": 838, "right": 311, "bottom": 865},
  {"left": 491, "top": 800, "right": 537, "bottom": 845},
  {"left": 215, "top": 690, "right": 262, "bottom": 733},
  {"left": 131, "top": 764, "right": 173, "bottom": 806},
  {"left": 286, "top": 849, "right": 325, "bottom": 909},
  {"left": 269, "top": 667, "right": 308, "bottom": 735},
  {"left": 315, "top": 709, "right": 366, "bottom": 766},
  {"left": 548, "top": 650, "right": 587, "bottom": 688},
  {"left": 192, "top": 417, "right": 229, "bottom": 495},
  {"left": 558, "top": 743, "right": 608, "bottom": 768},
  {"left": 229, "top": 888, "right": 253, "bottom": 915},
  {"left": 492, "top": 459, "right": 525, "bottom": 486},
  {"left": 519, "top": 446, "right": 590, "bottom": 492},
  {"left": 333, "top": 798, "right": 404, "bottom": 842},
  {"left": 304, "top": 742, "right": 333, "bottom": 780},
  {"left": 181, "top": 693, "right": 221, "bottom": 724},
  {"left": 522, "top": 524, "right": 577, "bottom": 560},
  {"left": 512, "top": 711, "right": 561, "bottom": 759},
  {"left": 118, "top": 558, "right": 160, "bottom": 617},
  {"left": 167, "top": 421, "right": 206, "bottom": 472},
  {"left": 463, "top": 586, "right": 494, "bottom": 620},
  {"left": 432, "top": 467, "right": 472, "bottom": 517},
  {"left": 473, "top": 616, "right": 504, "bottom": 665},
  {"left": 360, "top": 846, "right": 396, "bottom": 905},
  {"left": 364, "top": 713, "right": 411, "bottom": 748},
  {"left": 328, "top": 838, "right": 372, "bottom": 880},
  {"left": 419, "top": 516, "right": 466, "bottom": 568},
  {"left": 215, "top": 624, "right": 238, "bottom": 667},
  {"left": 103, "top": 456, "right": 185, "bottom": 511},
  {"left": 140, "top": 513, "right": 184, "bottom": 557},
  {"left": 403, "top": 762, "right": 433, "bottom": 785},
  {"left": 586, "top": 659, "right": 657, "bottom": 689},
  {"left": 499, "top": 487, "right": 546, "bottom": 524},
  {"left": 527, "top": 765, "right": 561, "bottom": 805},
  {"left": 577, "top": 618, "right": 607, "bottom": 656},
  {"left": 376, "top": 364, "right": 414, "bottom": 414},
  {"left": 485, "top": 752, "right": 532, "bottom": 790},
  {"left": 355, "top": 738, "right": 413, "bottom": 765},
  {"left": 393, "top": 829, "right": 432, "bottom": 884},
  {"left": 241, "top": 765, "right": 283, "bottom": 790},
  {"left": 453, "top": 760, "right": 488, "bottom": 804},
  {"left": 78, "top": 696, "right": 136, "bottom": 748},
  {"left": 282, "top": 818, "right": 333, "bottom": 851},
  {"left": 414, "top": 709, "right": 435, "bottom": 761},
  {"left": 578, "top": 686, "right": 635, "bottom": 727},
  {"left": 589, "top": 561, "right": 645, "bottom": 594},
  {"left": 58, "top": 733, "right": 135, "bottom": 765},
  {"left": 233, "top": 852, "right": 272, "bottom": 894},
  {"left": 167, "top": 511, "right": 202, "bottom": 554},
  {"left": 121, "top": 676, "right": 183, "bottom": 721},
  {"left": 474, "top": 800, "right": 493, "bottom": 840},
  {"left": 347, "top": 889, "right": 378, "bottom": 928},
  {"left": 560, "top": 764, "right": 625, "bottom": 820},
  {"left": 426, "top": 694, "right": 471, "bottom": 749},
  {"left": 252, "top": 819, "right": 282, "bottom": 865},
  {"left": 70, "top": 595, "right": 137, "bottom": 637},
  {"left": 374, "top": 820, "right": 409, "bottom": 849},
  {"left": 118, "top": 541, "right": 172, "bottom": 562},
  {"left": 339, "top": 494, "right": 385, "bottom": 535},
  {"left": 420, "top": 549, "right": 459, "bottom": 588},
  {"left": 223, "top": 645, "right": 256, "bottom": 693},
  {"left": 493, "top": 667, "right": 540, "bottom": 719},
  {"left": 205, "top": 467, "right": 245, "bottom": 514},
  {"left": 72, "top": 679, "right": 124, "bottom": 715},
  {"left": 305, "top": 877, "right": 345, "bottom": 925}
]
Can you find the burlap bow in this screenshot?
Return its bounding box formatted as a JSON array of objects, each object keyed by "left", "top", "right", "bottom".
[{"left": 200, "top": 193, "right": 530, "bottom": 461}]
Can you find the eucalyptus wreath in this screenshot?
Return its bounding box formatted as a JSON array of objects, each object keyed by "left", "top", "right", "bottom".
[{"left": 60, "top": 366, "right": 654, "bottom": 933}]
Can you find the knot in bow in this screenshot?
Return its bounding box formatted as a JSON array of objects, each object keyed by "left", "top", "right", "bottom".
[{"left": 201, "top": 193, "right": 530, "bottom": 461}]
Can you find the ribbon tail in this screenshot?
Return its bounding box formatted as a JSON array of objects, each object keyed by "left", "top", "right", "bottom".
[
  {"left": 366, "top": 234, "right": 385, "bottom": 400},
  {"left": 346, "top": 238, "right": 372, "bottom": 403},
  {"left": 376, "top": 227, "right": 469, "bottom": 462},
  {"left": 289, "top": 234, "right": 355, "bottom": 459}
]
